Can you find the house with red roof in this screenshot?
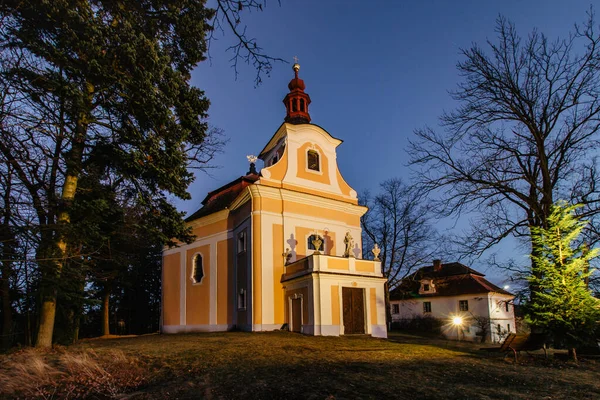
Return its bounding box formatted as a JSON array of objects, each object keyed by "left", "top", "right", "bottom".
[{"left": 389, "top": 260, "right": 515, "bottom": 342}]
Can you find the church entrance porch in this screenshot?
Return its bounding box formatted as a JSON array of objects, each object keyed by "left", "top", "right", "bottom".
[
  {"left": 281, "top": 254, "right": 387, "bottom": 338},
  {"left": 342, "top": 287, "right": 365, "bottom": 334}
]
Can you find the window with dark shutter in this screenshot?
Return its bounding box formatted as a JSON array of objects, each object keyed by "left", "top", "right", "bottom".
[{"left": 307, "top": 150, "right": 320, "bottom": 171}]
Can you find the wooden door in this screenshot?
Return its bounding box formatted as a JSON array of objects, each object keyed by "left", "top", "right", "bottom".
[
  {"left": 342, "top": 287, "right": 365, "bottom": 334},
  {"left": 291, "top": 298, "right": 302, "bottom": 333}
]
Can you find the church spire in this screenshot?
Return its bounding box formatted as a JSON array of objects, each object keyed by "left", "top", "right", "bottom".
[{"left": 283, "top": 59, "right": 311, "bottom": 124}]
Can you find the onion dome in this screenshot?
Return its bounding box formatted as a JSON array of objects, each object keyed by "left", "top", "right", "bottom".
[{"left": 283, "top": 62, "right": 311, "bottom": 124}]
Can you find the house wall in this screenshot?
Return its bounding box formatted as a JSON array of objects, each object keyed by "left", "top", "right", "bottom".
[
  {"left": 390, "top": 293, "right": 515, "bottom": 342},
  {"left": 487, "top": 293, "right": 516, "bottom": 343}
]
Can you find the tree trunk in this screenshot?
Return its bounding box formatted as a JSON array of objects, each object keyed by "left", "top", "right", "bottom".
[
  {"left": 0, "top": 229, "right": 14, "bottom": 350},
  {"left": 102, "top": 287, "right": 111, "bottom": 336},
  {"left": 569, "top": 347, "right": 578, "bottom": 364},
  {"left": 1, "top": 169, "right": 15, "bottom": 350},
  {"left": 23, "top": 245, "right": 32, "bottom": 347},
  {"left": 1, "top": 256, "right": 13, "bottom": 350},
  {"left": 384, "top": 281, "right": 391, "bottom": 331},
  {"left": 35, "top": 83, "right": 92, "bottom": 348}
]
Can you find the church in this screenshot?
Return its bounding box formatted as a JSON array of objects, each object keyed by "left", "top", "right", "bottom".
[{"left": 161, "top": 63, "right": 388, "bottom": 338}]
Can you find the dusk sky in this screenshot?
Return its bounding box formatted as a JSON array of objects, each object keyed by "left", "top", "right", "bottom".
[{"left": 183, "top": 0, "right": 596, "bottom": 282}]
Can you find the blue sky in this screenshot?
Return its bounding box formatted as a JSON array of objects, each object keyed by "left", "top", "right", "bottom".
[{"left": 182, "top": 0, "right": 595, "bottom": 283}]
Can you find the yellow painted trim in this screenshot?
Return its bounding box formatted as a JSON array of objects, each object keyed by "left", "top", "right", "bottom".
[
  {"left": 261, "top": 145, "right": 288, "bottom": 182},
  {"left": 285, "top": 201, "right": 361, "bottom": 227},
  {"left": 282, "top": 182, "right": 358, "bottom": 204},
  {"left": 186, "top": 245, "right": 211, "bottom": 325},
  {"left": 191, "top": 218, "right": 230, "bottom": 239},
  {"left": 370, "top": 288, "right": 377, "bottom": 325},
  {"left": 331, "top": 285, "right": 340, "bottom": 325},
  {"left": 294, "top": 226, "right": 316, "bottom": 259},
  {"left": 328, "top": 258, "right": 350, "bottom": 271},
  {"left": 273, "top": 224, "right": 284, "bottom": 324},
  {"left": 252, "top": 213, "right": 262, "bottom": 324},
  {"left": 162, "top": 253, "right": 181, "bottom": 325},
  {"left": 217, "top": 239, "right": 230, "bottom": 325},
  {"left": 296, "top": 143, "right": 330, "bottom": 184},
  {"left": 336, "top": 167, "right": 354, "bottom": 197},
  {"left": 355, "top": 260, "right": 375, "bottom": 273}
]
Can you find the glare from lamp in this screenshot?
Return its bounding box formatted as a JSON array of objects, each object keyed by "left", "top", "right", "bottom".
[{"left": 452, "top": 316, "right": 463, "bottom": 326}]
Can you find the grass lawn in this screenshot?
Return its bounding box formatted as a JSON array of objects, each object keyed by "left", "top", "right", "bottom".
[{"left": 1, "top": 331, "right": 599, "bottom": 399}]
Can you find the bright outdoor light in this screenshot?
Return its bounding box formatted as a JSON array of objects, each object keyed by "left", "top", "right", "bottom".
[
  {"left": 503, "top": 285, "right": 510, "bottom": 290},
  {"left": 452, "top": 316, "right": 463, "bottom": 326}
]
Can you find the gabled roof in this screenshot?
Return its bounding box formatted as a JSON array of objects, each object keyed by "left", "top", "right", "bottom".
[
  {"left": 185, "top": 174, "right": 259, "bottom": 222},
  {"left": 390, "top": 262, "right": 513, "bottom": 300},
  {"left": 258, "top": 122, "right": 342, "bottom": 159}
]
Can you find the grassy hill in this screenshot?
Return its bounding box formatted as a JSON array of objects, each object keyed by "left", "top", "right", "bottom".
[{"left": 1, "top": 331, "right": 599, "bottom": 399}]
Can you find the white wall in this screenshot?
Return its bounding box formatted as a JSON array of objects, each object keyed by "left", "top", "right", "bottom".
[{"left": 390, "top": 293, "right": 515, "bottom": 342}]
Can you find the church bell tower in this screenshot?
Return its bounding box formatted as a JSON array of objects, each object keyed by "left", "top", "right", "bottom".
[{"left": 283, "top": 61, "right": 311, "bottom": 124}]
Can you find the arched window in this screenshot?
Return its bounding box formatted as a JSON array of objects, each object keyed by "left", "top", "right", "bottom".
[
  {"left": 307, "top": 150, "right": 320, "bottom": 171},
  {"left": 300, "top": 98, "right": 305, "bottom": 112},
  {"left": 192, "top": 254, "right": 204, "bottom": 284},
  {"left": 307, "top": 234, "right": 324, "bottom": 251},
  {"left": 292, "top": 99, "right": 298, "bottom": 112}
]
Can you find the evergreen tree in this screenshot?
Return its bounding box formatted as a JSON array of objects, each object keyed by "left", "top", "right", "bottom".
[
  {"left": 0, "top": 0, "right": 220, "bottom": 347},
  {"left": 526, "top": 202, "right": 600, "bottom": 362}
]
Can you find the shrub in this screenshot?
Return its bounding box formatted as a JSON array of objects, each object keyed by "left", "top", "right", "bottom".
[{"left": 391, "top": 315, "right": 443, "bottom": 334}]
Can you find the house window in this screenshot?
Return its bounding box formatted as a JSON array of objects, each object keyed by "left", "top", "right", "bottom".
[
  {"left": 237, "top": 231, "right": 246, "bottom": 254},
  {"left": 423, "top": 302, "right": 431, "bottom": 313},
  {"left": 505, "top": 302, "right": 509, "bottom": 312},
  {"left": 392, "top": 304, "right": 399, "bottom": 314},
  {"left": 459, "top": 300, "right": 469, "bottom": 311},
  {"left": 423, "top": 284, "right": 430, "bottom": 292},
  {"left": 307, "top": 150, "right": 320, "bottom": 171},
  {"left": 307, "top": 234, "right": 324, "bottom": 251},
  {"left": 238, "top": 288, "right": 246, "bottom": 310},
  {"left": 192, "top": 254, "right": 204, "bottom": 284},
  {"left": 507, "top": 323, "right": 511, "bottom": 333}
]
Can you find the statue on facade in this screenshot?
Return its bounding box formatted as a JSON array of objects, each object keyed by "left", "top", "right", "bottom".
[
  {"left": 283, "top": 248, "right": 292, "bottom": 265},
  {"left": 344, "top": 231, "right": 354, "bottom": 258},
  {"left": 372, "top": 243, "right": 381, "bottom": 261},
  {"left": 311, "top": 235, "right": 323, "bottom": 255}
]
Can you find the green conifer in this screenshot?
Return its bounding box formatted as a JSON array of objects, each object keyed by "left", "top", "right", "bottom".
[{"left": 526, "top": 202, "right": 600, "bottom": 361}]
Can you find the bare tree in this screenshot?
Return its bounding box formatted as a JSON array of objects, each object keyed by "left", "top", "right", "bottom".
[
  {"left": 409, "top": 11, "right": 600, "bottom": 296},
  {"left": 361, "top": 178, "right": 438, "bottom": 324},
  {"left": 210, "top": 0, "right": 286, "bottom": 86}
]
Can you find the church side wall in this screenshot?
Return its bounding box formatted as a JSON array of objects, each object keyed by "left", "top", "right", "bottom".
[
  {"left": 162, "top": 253, "right": 181, "bottom": 327},
  {"left": 186, "top": 245, "right": 211, "bottom": 325},
  {"left": 217, "top": 239, "right": 233, "bottom": 325},
  {"left": 162, "top": 209, "right": 245, "bottom": 333}
]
